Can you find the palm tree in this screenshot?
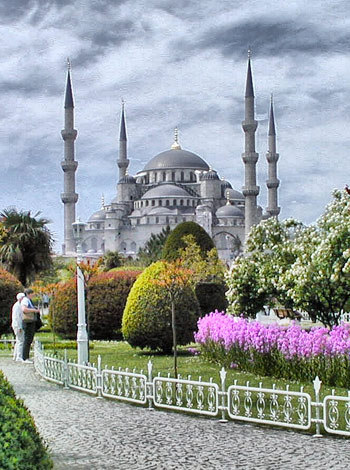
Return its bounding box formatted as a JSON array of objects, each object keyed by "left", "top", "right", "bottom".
[{"left": 0, "top": 209, "right": 53, "bottom": 286}]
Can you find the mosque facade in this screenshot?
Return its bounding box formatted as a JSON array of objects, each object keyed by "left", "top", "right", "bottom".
[{"left": 61, "top": 55, "right": 280, "bottom": 262}]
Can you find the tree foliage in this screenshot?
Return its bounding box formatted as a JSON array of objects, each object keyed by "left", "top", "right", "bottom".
[
  {"left": 226, "top": 189, "right": 350, "bottom": 327},
  {"left": 137, "top": 225, "right": 171, "bottom": 266},
  {"left": 0, "top": 209, "right": 53, "bottom": 286},
  {"left": 162, "top": 221, "right": 214, "bottom": 261},
  {"left": 99, "top": 250, "right": 123, "bottom": 271},
  {"left": 226, "top": 217, "right": 303, "bottom": 318}
]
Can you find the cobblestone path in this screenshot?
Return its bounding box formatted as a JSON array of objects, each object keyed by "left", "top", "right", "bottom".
[{"left": 1, "top": 357, "right": 350, "bottom": 470}]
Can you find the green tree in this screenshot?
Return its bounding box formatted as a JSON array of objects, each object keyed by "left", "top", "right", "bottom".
[
  {"left": 99, "top": 250, "right": 122, "bottom": 271},
  {"left": 162, "top": 221, "right": 214, "bottom": 261},
  {"left": 137, "top": 225, "right": 171, "bottom": 266},
  {"left": 0, "top": 209, "right": 53, "bottom": 286}
]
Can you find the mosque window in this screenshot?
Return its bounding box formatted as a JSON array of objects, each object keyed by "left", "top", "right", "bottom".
[
  {"left": 147, "top": 217, "right": 150, "bottom": 224},
  {"left": 182, "top": 217, "right": 186, "bottom": 222},
  {"left": 156, "top": 216, "right": 159, "bottom": 223},
  {"left": 96, "top": 224, "right": 100, "bottom": 229},
  {"left": 154, "top": 173, "right": 157, "bottom": 182},
  {"left": 137, "top": 219, "right": 140, "bottom": 225},
  {"left": 159, "top": 200, "right": 162, "bottom": 206},
  {"left": 152, "top": 200, "right": 155, "bottom": 206},
  {"left": 173, "top": 199, "right": 176, "bottom": 206},
  {"left": 181, "top": 171, "right": 184, "bottom": 181},
  {"left": 180, "top": 200, "right": 184, "bottom": 206},
  {"left": 162, "top": 172, "right": 166, "bottom": 181},
  {"left": 130, "top": 196, "right": 133, "bottom": 200},
  {"left": 172, "top": 171, "right": 175, "bottom": 181},
  {"left": 166, "top": 200, "right": 170, "bottom": 206},
  {"left": 146, "top": 201, "right": 149, "bottom": 206},
  {"left": 175, "top": 217, "right": 178, "bottom": 223},
  {"left": 187, "top": 200, "right": 190, "bottom": 206},
  {"left": 166, "top": 216, "right": 169, "bottom": 224}
]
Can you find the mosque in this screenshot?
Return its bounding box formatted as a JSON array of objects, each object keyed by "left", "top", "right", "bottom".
[{"left": 61, "top": 54, "right": 280, "bottom": 262}]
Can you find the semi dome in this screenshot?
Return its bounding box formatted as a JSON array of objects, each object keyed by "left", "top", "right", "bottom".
[
  {"left": 88, "top": 209, "right": 106, "bottom": 222},
  {"left": 142, "top": 184, "right": 191, "bottom": 199},
  {"left": 118, "top": 174, "right": 136, "bottom": 184},
  {"left": 227, "top": 188, "right": 244, "bottom": 201},
  {"left": 221, "top": 179, "right": 232, "bottom": 189},
  {"left": 216, "top": 204, "right": 244, "bottom": 218},
  {"left": 143, "top": 148, "right": 209, "bottom": 171}
]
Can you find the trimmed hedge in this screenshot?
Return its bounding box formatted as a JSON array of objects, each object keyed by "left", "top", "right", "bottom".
[
  {"left": 162, "top": 221, "right": 215, "bottom": 261},
  {"left": 195, "top": 282, "right": 228, "bottom": 317},
  {"left": 49, "top": 271, "right": 140, "bottom": 340},
  {"left": 48, "top": 279, "right": 77, "bottom": 339},
  {"left": 0, "top": 268, "right": 23, "bottom": 336},
  {"left": 122, "top": 261, "right": 200, "bottom": 352},
  {"left": 0, "top": 370, "right": 53, "bottom": 469},
  {"left": 87, "top": 270, "right": 141, "bottom": 340}
]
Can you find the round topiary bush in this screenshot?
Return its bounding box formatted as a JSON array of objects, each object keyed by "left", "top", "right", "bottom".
[
  {"left": 0, "top": 268, "right": 23, "bottom": 336},
  {"left": 162, "top": 221, "right": 215, "bottom": 261},
  {"left": 195, "top": 282, "right": 228, "bottom": 317},
  {"left": 87, "top": 270, "right": 141, "bottom": 340},
  {"left": 122, "top": 261, "right": 200, "bottom": 352},
  {"left": 49, "top": 279, "right": 77, "bottom": 339}
]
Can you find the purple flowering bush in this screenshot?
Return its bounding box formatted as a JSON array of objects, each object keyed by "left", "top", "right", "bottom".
[{"left": 195, "top": 311, "right": 350, "bottom": 387}]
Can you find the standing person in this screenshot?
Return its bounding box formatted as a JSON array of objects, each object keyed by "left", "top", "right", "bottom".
[
  {"left": 11, "top": 293, "right": 25, "bottom": 362},
  {"left": 21, "top": 288, "right": 40, "bottom": 363}
]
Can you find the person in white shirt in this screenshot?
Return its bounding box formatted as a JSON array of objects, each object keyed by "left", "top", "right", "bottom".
[{"left": 11, "top": 293, "right": 25, "bottom": 362}]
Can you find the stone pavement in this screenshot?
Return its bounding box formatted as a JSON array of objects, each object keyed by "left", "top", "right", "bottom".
[{"left": 1, "top": 357, "right": 350, "bottom": 470}]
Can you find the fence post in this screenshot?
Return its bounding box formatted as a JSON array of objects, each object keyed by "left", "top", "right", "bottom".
[
  {"left": 147, "top": 360, "right": 154, "bottom": 410},
  {"left": 219, "top": 368, "right": 228, "bottom": 423},
  {"left": 313, "top": 376, "right": 323, "bottom": 437},
  {"left": 62, "top": 349, "right": 69, "bottom": 389},
  {"left": 96, "top": 355, "right": 103, "bottom": 398}
]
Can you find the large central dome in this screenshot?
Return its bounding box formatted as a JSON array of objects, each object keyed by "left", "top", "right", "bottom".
[{"left": 143, "top": 148, "right": 209, "bottom": 171}]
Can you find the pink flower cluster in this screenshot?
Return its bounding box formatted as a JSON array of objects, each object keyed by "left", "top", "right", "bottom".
[{"left": 194, "top": 311, "right": 350, "bottom": 359}]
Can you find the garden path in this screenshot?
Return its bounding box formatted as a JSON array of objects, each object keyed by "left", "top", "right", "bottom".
[{"left": 1, "top": 356, "right": 350, "bottom": 470}]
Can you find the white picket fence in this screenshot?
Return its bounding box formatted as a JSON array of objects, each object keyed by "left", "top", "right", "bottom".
[{"left": 33, "top": 341, "right": 350, "bottom": 437}]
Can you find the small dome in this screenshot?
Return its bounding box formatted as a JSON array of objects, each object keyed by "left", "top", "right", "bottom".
[
  {"left": 143, "top": 149, "right": 209, "bottom": 171},
  {"left": 221, "top": 179, "right": 232, "bottom": 189},
  {"left": 216, "top": 204, "right": 244, "bottom": 218},
  {"left": 119, "top": 174, "right": 136, "bottom": 184},
  {"left": 201, "top": 170, "right": 219, "bottom": 181},
  {"left": 142, "top": 184, "right": 191, "bottom": 199},
  {"left": 88, "top": 209, "right": 106, "bottom": 222}
]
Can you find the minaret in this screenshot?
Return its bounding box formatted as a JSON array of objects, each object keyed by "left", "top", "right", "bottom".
[
  {"left": 266, "top": 95, "right": 280, "bottom": 217},
  {"left": 117, "top": 100, "right": 129, "bottom": 180},
  {"left": 61, "top": 58, "right": 78, "bottom": 255},
  {"left": 242, "top": 50, "right": 259, "bottom": 241}
]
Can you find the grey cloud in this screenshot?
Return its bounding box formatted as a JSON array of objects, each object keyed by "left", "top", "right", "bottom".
[{"left": 171, "top": 19, "right": 350, "bottom": 61}]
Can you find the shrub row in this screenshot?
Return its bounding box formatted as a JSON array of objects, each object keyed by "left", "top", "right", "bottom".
[
  {"left": 0, "top": 268, "right": 23, "bottom": 336},
  {"left": 0, "top": 370, "right": 53, "bottom": 469}
]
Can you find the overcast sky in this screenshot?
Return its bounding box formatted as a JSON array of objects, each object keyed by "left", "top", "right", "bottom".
[{"left": 1, "top": 0, "right": 349, "bottom": 251}]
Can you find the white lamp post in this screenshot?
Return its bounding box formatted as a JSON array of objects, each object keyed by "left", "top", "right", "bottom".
[{"left": 72, "top": 219, "right": 89, "bottom": 365}]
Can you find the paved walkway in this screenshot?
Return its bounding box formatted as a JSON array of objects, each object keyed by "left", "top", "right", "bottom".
[{"left": 1, "top": 357, "right": 350, "bottom": 470}]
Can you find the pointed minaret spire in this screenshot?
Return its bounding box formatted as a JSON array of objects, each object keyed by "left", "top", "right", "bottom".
[
  {"left": 266, "top": 94, "right": 280, "bottom": 218},
  {"left": 245, "top": 48, "right": 254, "bottom": 98},
  {"left": 242, "top": 49, "right": 259, "bottom": 241},
  {"left": 61, "top": 59, "right": 78, "bottom": 254},
  {"left": 117, "top": 99, "right": 129, "bottom": 180},
  {"left": 171, "top": 127, "right": 181, "bottom": 150},
  {"left": 64, "top": 58, "right": 74, "bottom": 109},
  {"left": 268, "top": 94, "right": 276, "bottom": 136}
]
